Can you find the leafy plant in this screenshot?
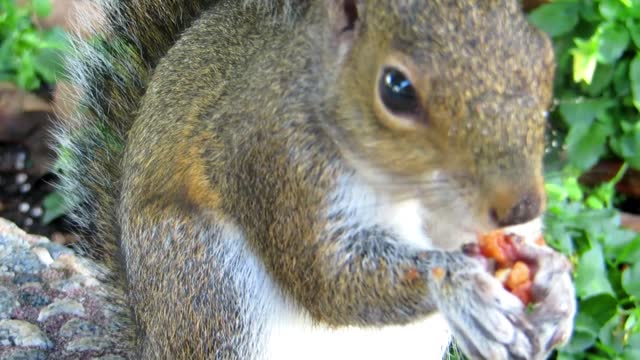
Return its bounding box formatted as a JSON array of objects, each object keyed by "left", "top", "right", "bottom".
[
  {"left": 0, "top": 0, "right": 68, "bottom": 90},
  {"left": 530, "top": 0, "right": 640, "bottom": 171},
  {"left": 529, "top": 1, "right": 640, "bottom": 359},
  {"left": 545, "top": 165, "right": 640, "bottom": 359}
]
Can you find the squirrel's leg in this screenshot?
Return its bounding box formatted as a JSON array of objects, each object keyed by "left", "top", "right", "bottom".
[{"left": 121, "top": 211, "right": 262, "bottom": 360}]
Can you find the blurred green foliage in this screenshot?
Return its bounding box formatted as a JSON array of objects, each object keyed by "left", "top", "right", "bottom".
[
  {"left": 0, "top": 0, "right": 68, "bottom": 90},
  {"left": 530, "top": 0, "right": 640, "bottom": 170},
  {"left": 0, "top": 0, "right": 70, "bottom": 222},
  {"left": 545, "top": 167, "right": 640, "bottom": 359},
  {"left": 529, "top": 1, "right": 640, "bottom": 359}
]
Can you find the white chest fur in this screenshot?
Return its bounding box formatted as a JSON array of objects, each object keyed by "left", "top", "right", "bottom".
[
  {"left": 264, "top": 307, "right": 451, "bottom": 360},
  {"left": 260, "top": 179, "right": 451, "bottom": 359}
]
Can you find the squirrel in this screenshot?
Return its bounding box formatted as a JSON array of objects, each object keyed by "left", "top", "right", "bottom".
[{"left": 54, "top": 0, "right": 577, "bottom": 359}]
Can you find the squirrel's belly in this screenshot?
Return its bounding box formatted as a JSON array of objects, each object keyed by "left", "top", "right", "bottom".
[{"left": 263, "top": 308, "right": 452, "bottom": 360}]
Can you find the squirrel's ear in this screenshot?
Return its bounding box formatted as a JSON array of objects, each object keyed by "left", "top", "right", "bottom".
[{"left": 324, "top": 0, "right": 360, "bottom": 44}]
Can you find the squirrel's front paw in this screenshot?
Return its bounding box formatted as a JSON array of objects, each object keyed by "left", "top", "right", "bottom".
[
  {"left": 515, "top": 241, "right": 577, "bottom": 356},
  {"left": 430, "top": 251, "right": 575, "bottom": 360}
]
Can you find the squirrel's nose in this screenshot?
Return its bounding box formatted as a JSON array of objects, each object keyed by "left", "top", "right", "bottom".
[{"left": 489, "top": 190, "right": 544, "bottom": 227}]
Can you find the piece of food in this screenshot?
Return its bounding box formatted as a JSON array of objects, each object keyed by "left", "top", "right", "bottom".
[
  {"left": 478, "top": 230, "right": 518, "bottom": 267},
  {"left": 505, "top": 261, "right": 531, "bottom": 290},
  {"left": 510, "top": 280, "right": 533, "bottom": 305},
  {"left": 478, "top": 231, "right": 539, "bottom": 305}
]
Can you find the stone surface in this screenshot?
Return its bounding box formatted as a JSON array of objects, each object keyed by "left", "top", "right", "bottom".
[
  {"left": 92, "top": 355, "right": 127, "bottom": 360},
  {"left": 0, "top": 247, "right": 45, "bottom": 274},
  {"left": 60, "top": 318, "right": 102, "bottom": 338},
  {"left": 42, "top": 242, "right": 74, "bottom": 259},
  {"left": 66, "top": 336, "right": 113, "bottom": 352},
  {"left": 0, "top": 319, "right": 52, "bottom": 348},
  {"left": 0, "top": 218, "right": 133, "bottom": 358},
  {"left": 18, "top": 291, "right": 50, "bottom": 308},
  {"left": 2, "top": 348, "right": 47, "bottom": 360},
  {"left": 12, "top": 273, "right": 41, "bottom": 286},
  {"left": 37, "top": 299, "right": 85, "bottom": 322},
  {"left": 0, "top": 286, "right": 18, "bottom": 319}
]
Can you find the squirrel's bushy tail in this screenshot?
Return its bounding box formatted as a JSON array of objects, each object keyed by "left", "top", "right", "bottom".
[
  {"left": 55, "top": 0, "right": 214, "bottom": 260},
  {"left": 54, "top": 0, "right": 297, "bottom": 260}
]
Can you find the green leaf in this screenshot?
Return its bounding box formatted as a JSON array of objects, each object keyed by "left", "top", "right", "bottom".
[
  {"left": 575, "top": 242, "right": 615, "bottom": 298},
  {"left": 602, "top": 229, "right": 640, "bottom": 264},
  {"left": 630, "top": 55, "right": 640, "bottom": 112},
  {"left": 559, "top": 98, "right": 614, "bottom": 127},
  {"left": 623, "top": 349, "right": 640, "bottom": 360},
  {"left": 572, "top": 39, "right": 599, "bottom": 84},
  {"left": 627, "top": 19, "right": 640, "bottom": 48},
  {"left": 586, "top": 195, "right": 605, "bottom": 209},
  {"left": 622, "top": 262, "right": 640, "bottom": 298},
  {"left": 33, "top": 47, "right": 63, "bottom": 83},
  {"left": 584, "top": 63, "right": 615, "bottom": 96},
  {"left": 545, "top": 183, "right": 569, "bottom": 202},
  {"left": 565, "top": 121, "right": 610, "bottom": 170},
  {"left": 614, "top": 59, "right": 631, "bottom": 96},
  {"left": 599, "top": 0, "right": 632, "bottom": 20},
  {"left": 42, "top": 191, "right": 69, "bottom": 224},
  {"left": 610, "top": 127, "right": 640, "bottom": 169},
  {"left": 599, "top": 314, "right": 626, "bottom": 353},
  {"left": 528, "top": 2, "right": 580, "bottom": 37},
  {"left": 596, "top": 22, "right": 630, "bottom": 64},
  {"left": 31, "top": 0, "right": 53, "bottom": 18},
  {"left": 564, "top": 312, "right": 601, "bottom": 353},
  {"left": 581, "top": 294, "right": 618, "bottom": 328}
]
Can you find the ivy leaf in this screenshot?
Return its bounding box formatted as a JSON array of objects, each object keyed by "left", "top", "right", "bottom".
[
  {"left": 563, "top": 313, "right": 600, "bottom": 353},
  {"left": 565, "top": 121, "right": 610, "bottom": 171},
  {"left": 599, "top": 314, "right": 626, "bottom": 353},
  {"left": 629, "top": 55, "right": 640, "bottom": 112},
  {"left": 42, "top": 191, "right": 70, "bottom": 224},
  {"left": 602, "top": 229, "right": 640, "bottom": 264},
  {"left": 614, "top": 59, "right": 630, "bottom": 96},
  {"left": 596, "top": 22, "right": 630, "bottom": 64},
  {"left": 622, "top": 262, "right": 640, "bottom": 298},
  {"left": 627, "top": 19, "right": 640, "bottom": 48},
  {"left": 580, "top": 294, "right": 618, "bottom": 328},
  {"left": 559, "top": 98, "right": 614, "bottom": 127},
  {"left": 599, "top": 0, "right": 632, "bottom": 20},
  {"left": 575, "top": 242, "right": 615, "bottom": 298},
  {"left": 528, "top": 2, "right": 580, "bottom": 37},
  {"left": 610, "top": 127, "right": 640, "bottom": 169},
  {"left": 584, "top": 63, "right": 615, "bottom": 96},
  {"left": 572, "top": 38, "right": 599, "bottom": 84}
]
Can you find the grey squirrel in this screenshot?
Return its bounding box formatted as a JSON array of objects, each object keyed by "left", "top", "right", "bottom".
[{"left": 54, "top": 0, "right": 576, "bottom": 358}]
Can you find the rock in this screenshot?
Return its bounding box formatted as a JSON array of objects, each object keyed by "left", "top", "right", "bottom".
[
  {"left": 18, "top": 291, "right": 50, "bottom": 308},
  {"left": 0, "top": 218, "right": 133, "bottom": 357},
  {"left": 0, "top": 319, "right": 52, "bottom": 348},
  {"left": 42, "top": 242, "right": 74, "bottom": 259},
  {"left": 12, "top": 273, "right": 41, "bottom": 286},
  {"left": 66, "top": 336, "right": 113, "bottom": 352},
  {"left": 37, "top": 299, "right": 85, "bottom": 322},
  {"left": 92, "top": 355, "right": 127, "bottom": 360},
  {"left": 60, "top": 318, "right": 102, "bottom": 338},
  {"left": 0, "top": 286, "right": 18, "bottom": 319},
  {"left": 2, "top": 348, "right": 47, "bottom": 360},
  {"left": 31, "top": 247, "right": 54, "bottom": 266},
  {"left": 0, "top": 247, "right": 44, "bottom": 274}
]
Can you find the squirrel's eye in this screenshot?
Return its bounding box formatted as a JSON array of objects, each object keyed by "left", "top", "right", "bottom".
[{"left": 379, "top": 67, "right": 418, "bottom": 114}]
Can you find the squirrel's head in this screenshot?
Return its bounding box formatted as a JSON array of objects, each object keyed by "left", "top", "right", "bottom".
[{"left": 320, "top": 0, "right": 554, "bottom": 244}]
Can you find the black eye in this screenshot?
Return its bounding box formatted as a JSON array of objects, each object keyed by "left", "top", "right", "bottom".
[{"left": 379, "top": 67, "right": 418, "bottom": 114}]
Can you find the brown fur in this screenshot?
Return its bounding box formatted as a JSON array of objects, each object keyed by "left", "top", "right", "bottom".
[{"left": 56, "top": 0, "right": 575, "bottom": 358}]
